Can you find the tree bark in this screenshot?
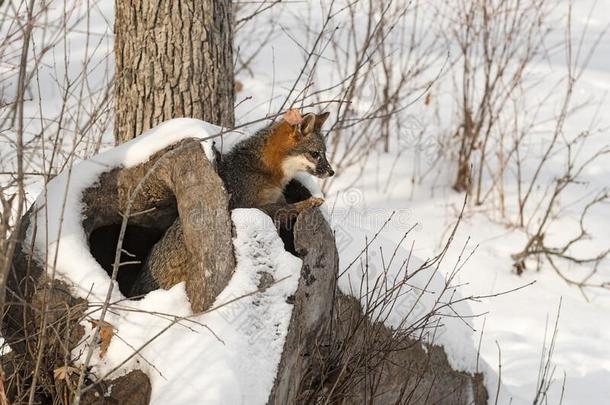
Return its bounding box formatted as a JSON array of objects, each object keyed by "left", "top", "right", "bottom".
[{"left": 114, "top": 0, "right": 235, "bottom": 144}]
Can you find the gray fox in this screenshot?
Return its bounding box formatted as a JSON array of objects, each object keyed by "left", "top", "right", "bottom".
[
  {"left": 218, "top": 110, "right": 333, "bottom": 209},
  {"left": 130, "top": 111, "right": 334, "bottom": 298}
]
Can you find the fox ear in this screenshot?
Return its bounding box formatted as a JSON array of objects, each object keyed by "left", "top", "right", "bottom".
[
  {"left": 283, "top": 108, "right": 303, "bottom": 126},
  {"left": 315, "top": 112, "right": 330, "bottom": 130},
  {"left": 300, "top": 113, "right": 316, "bottom": 136}
]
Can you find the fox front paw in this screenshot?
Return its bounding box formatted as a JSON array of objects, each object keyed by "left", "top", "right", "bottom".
[{"left": 294, "top": 197, "right": 325, "bottom": 212}]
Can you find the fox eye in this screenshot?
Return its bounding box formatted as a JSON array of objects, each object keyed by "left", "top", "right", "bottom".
[{"left": 310, "top": 151, "right": 320, "bottom": 160}]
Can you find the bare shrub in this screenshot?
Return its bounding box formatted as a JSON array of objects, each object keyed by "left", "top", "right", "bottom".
[
  {"left": 443, "top": 0, "right": 555, "bottom": 196},
  {"left": 440, "top": 0, "right": 609, "bottom": 290},
  {"left": 507, "top": 5, "right": 610, "bottom": 291},
  {"left": 0, "top": 0, "right": 113, "bottom": 401},
  {"left": 233, "top": 0, "right": 447, "bottom": 190}
]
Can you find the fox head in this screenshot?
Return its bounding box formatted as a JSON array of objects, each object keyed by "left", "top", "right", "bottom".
[{"left": 281, "top": 111, "right": 335, "bottom": 180}]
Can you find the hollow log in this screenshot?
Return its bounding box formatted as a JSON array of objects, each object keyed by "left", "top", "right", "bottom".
[
  {"left": 81, "top": 138, "right": 235, "bottom": 311},
  {"left": 2, "top": 138, "right": 234, "bottom": 403}
]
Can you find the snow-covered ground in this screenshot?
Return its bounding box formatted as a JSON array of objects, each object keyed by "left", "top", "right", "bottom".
[{"left": 2, "top": 0, "right": 609, "bottom": 403}]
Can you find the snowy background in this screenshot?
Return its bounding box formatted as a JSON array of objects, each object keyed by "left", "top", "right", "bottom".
[
  {"left": 1, "top": 0, "right": 609, "bottom": 404},
  {"left": 234, "top": 2, "right": 610, "bottom": 403}
]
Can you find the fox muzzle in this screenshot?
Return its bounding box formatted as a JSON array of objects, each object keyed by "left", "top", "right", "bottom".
[{"left": 316, "top": 157, "right": 335, "bottom": 178}]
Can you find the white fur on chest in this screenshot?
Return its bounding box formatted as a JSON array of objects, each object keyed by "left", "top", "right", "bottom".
[
  {"left": 281, "top": 155, "right": 315, "bottom": 185},
  {"left": 257, "top": 156, "right": 314, "bottom": 205}
]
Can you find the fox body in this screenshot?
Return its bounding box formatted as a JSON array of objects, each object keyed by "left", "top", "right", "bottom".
[
  {"left": 218, "top": 111, "right": 333, "bottom": 209},
  {"left": 130, "top": 111, "right": 334, "bottom": 299}
]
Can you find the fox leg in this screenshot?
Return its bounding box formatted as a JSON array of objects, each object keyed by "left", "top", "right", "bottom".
[
  {"left": 258, "top": 197, "right": 324, "bottom": 231},
  {"left": 291, "top": 197, "right": 325, "bottom": 212}
]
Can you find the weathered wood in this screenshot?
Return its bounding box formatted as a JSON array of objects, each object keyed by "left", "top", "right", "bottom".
[
  {"left": 268, "top": 208, "right": 339, "bottom": 405},
  {"left": 83, "top": 138, "right": 235, "bottom": 312},
  {"left": 80, "top": 370, "right": 151, "bottom": 405},
  {"left": 114, "top": 0, "right": 235, "bottom": 143},
  {"left": 267, "top": 208, "right": 488, "bottom": 405}
]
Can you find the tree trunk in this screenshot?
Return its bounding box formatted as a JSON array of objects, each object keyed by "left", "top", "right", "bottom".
[{"left": 114, "top": 0, "right": 235, "bottom": 144}]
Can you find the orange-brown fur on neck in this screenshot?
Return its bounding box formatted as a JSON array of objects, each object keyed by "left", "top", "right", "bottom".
[
  {"left": 253, "top": 121, "right": 300, "bottom": 206},
  {"left": 260, "top": 121, "right": 298, "bottom": 186}
]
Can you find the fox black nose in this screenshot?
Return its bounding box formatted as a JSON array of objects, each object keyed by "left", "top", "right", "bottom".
[{"left": 328, "top": 168, "right": 335, "bottom": 177}]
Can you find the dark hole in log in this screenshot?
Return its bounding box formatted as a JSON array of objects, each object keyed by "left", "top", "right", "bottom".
[{"left": 89, "top": 224, "right": 166, "bottom": 297}]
